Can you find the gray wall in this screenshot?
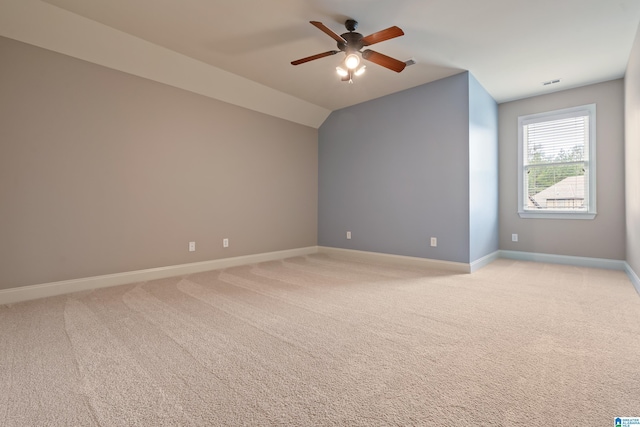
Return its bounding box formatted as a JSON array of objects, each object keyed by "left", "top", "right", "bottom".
[
  {"left": 469, "top": 74, "right": 499, "bottom": 262},
  {"left": 626, "top": 24, "right": 640, "bottom": 276},
  {"left": 318, "top": 72, "right": 474, "bottom": 263},
  {"left": 499, "top": 79, "right": 625, "bottom": 260},
  {"left": 0, "top": 36, "right": 318, "bottom": 290}
]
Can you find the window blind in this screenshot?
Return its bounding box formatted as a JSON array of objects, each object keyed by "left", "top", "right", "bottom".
[{"left": 524, "top": 115, "right": 589, "bottom": 166}]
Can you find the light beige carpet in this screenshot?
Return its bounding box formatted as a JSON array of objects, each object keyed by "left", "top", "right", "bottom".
[{"left": 1, "top": 254, "right": 639, "bottom": 426}]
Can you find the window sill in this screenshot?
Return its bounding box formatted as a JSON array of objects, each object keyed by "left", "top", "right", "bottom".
[{"left": 518, "top": 211, "right": 596, "bottom": 220}]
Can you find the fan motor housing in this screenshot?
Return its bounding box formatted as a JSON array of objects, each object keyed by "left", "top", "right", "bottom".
[
  {"left": 336, "top": 19, "right": 364, "bottom": 53},
  {"left": 339, "top": 32, "right": 364, "bottom": 53}
]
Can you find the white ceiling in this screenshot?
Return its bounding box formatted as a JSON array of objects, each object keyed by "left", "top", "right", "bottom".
[{"left": 3, "top": 0, "right": 640, "bottom": 125}]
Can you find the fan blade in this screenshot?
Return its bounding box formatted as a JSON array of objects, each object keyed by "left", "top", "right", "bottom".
[
  {"left": 361, "top": 26, "right": 404, "bottom": 46},
  {"left": 362, "top": 49, "right": 406, "bottom": 73},
  {"left": 310, "top": 21, "right": 347, "bottom": 44},
  {"left": 291, "top": 50, "right": 339, "bottom": 65}
]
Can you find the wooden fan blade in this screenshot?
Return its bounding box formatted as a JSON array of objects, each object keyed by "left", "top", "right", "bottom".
[
  {"left": 361, "top": 26, "right": 404, "bottom": 46},
  {"left": 291, "top": 50, "right": 339, "bottom": 65},
  {"left": 362, "top": 49, "right": 406, "bottom": 73},
  {"left": 310, "top": 21, "right": 347, "bottom": 44}
]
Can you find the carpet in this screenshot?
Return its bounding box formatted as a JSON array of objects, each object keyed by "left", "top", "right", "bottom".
[{"left": 1, "top": 254, "right": 638, "bottom": 425}]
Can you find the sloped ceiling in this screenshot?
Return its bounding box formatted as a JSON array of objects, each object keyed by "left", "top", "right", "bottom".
[{"left": 2, "top": 0, "right": 640, "bottom": 128}]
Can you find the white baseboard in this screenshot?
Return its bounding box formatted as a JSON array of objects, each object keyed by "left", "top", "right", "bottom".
[
  {"left": 3, "top": 246, "right": 636, "bottom": 305},
  {"left": 500, "top": 250, "right": 639, "bottom": 294},
  {"left": 625, "top": 262, "right": 640, "bottom": 295},
  {"left": 317, "top": 246, "right": 470, "bottom": 273},
  {"left": 0, "top": 246, "right": 318, "bottom": 305},
  {"left": 499, "top": 250, "right": 626, "bottom": 271},
  {"left": 470, "top": 251, "right": 501, "bottom": 273}
]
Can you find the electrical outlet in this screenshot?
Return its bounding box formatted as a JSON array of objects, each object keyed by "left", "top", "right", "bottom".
[
  {"left": 189, "top": 241, "right": 196, "bottom": 252},
  {"left": 512, "top": 234, "right": 518, "bottom": 242},
  {"left": 430, "top": 237, "right": 437, "bottom": 247},
  {"left": 346, "top": 231, "right": 352, "bottom": 240},
  {"left": 223, "top": 238, "right": 229, "bottom": 248}
]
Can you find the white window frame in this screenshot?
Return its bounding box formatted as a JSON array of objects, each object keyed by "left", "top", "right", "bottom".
[{"left": 517, "top": 104, "right": 596, "bottom": 219}]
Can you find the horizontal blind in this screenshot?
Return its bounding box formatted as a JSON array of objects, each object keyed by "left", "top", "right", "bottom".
[{"left": 525, "top": 115, "right": 588, "bottom": 165}]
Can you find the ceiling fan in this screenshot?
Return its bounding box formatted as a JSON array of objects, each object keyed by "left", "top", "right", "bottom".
[{"left": 291, "top": 19, "right": 406, "bottom": 82}]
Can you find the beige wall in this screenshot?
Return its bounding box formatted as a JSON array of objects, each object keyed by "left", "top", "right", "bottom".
[
  {"left": 0, "top": 36, "right": 318, "bottom": 290},
  {"left": 626, "top": 24, "right": 640, "bottom": 276},
  {"left": 499, "top": 79, "right": 625, "bottom": 260}
]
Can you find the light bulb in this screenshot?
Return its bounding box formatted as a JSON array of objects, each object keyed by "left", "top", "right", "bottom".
[
  {"left": 336, "top": 66, "right": 348, "bottom": 77},
  {"left": 354, "top": 65, "right": 366, "bottom": 76},
  {"left": 345, "top": 54, "right": 360, "bottom": 70}
]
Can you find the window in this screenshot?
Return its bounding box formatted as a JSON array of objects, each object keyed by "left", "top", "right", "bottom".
[{"left": 517, "top": 104, "right": 596, "bottom": 219}]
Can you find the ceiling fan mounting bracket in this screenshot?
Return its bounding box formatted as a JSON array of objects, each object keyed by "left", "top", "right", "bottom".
[{"left": 345, "top": 19, "right": 358, "bottom": 32}]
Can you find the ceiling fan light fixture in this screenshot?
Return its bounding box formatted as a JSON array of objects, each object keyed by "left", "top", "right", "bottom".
[
  {"left": 345, "top": 54, "right": 360, "bottom": 70},
  {"left": 336, "top": 66, "right": 348, "bottom": 77},
  {"left": 354, "top": 65, "right": 366, "bottom": 76}
]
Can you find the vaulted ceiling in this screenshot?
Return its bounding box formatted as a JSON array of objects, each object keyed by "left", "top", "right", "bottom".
[{"left": 2, "top": 0, "right": 640, "bottom": 127}]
